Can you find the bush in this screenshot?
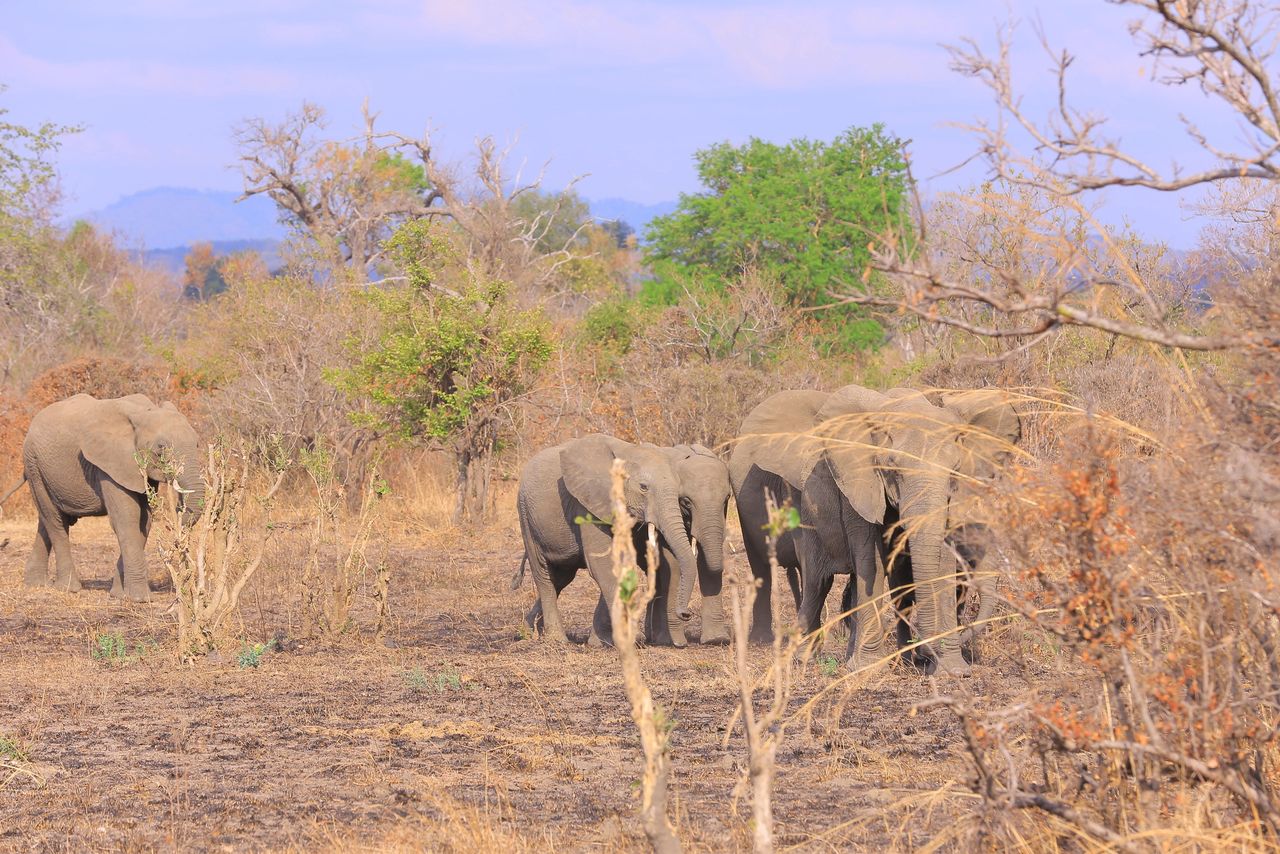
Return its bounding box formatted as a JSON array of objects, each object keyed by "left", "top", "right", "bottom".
[
  {"left": 579, "top": 298, "right": 647, "bottom": 357},
  {"left": 24, "top": 355, "right": 183, "bottom": 412},
  {"left": 334, "top": 220, "right": 553, "bottom": 522}
]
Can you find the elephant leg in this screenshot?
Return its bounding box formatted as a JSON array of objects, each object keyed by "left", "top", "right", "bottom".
[
  {"left": 531, "top": 559, "right": 571, "bottom": 643},
  {"left": 697, "top": 560, "right": 728, "bottom": 645},
  {"left": 845, "top": 522, "right": 889, "bottom": 671},
  {"left": 792, "top": 519, "right": 829, "bottom": 635},
  {"left": 583, "top": 523, "right": 617, "bottom": 649},
  {"left": 839, "top": 575, "right": 856, "bottom": 631},
  {"left": 742, "top": 529, "right": 775, "bottom": 644},
  {"left": 645, "top": 554, "right": 674, "bottom": 646},
  {"left": 101, "top": 482, "right": 151, "bottom": 602},
  {"left": 797, "top": 572, "right": 833, "bottom": 635},
  {"left": 22, "top": 518, "right": 53, "bottom": 587},
  {"left": 785, "top": 565, "right": 803, "bottom": 612},
  {"left": 27, "top": 478, "right": 79, "bottom": 593},
  {"left": 525, "top": 566, "right": 574, "bottom": 635}
]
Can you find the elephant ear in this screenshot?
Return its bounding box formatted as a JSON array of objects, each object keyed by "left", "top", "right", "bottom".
[
  {"left": 942, "top": 390, "right": 1022, "bottom": 478},
  {"left": 738, "top": 390, "right": 830, "bottom": 491},
  {"left": 816, "top": 385, "right": 889, "bottom": 524},
  {"left": 81, "top": 401, "right": 148, "bottom": 494},
  {"left": 561, "top": 435, "right": 621, "bottom": 522}
]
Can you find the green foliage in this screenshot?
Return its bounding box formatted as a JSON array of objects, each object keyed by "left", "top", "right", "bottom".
[
  {"left": 237, "top": 638, "right": 278, "bottom": 669},
  {"left": 763, "top": 502, "right": 801, "bottom": 539},
  {"left": 645, "top": 125, "right": 911, "bottom": 351},
  {"left": 559, "top": 254, "right": 614, "bottom": 295},
  {"left": 403, "top": 664, "right": 465, "bottom": 693},
  {"left": 375, "top": 151, "right": 430, "bottom": 196},
  {"left": 579, "top": 298, "right": 648, "bottom": 356},
  {"left": 333, "top": 220, "right": 553, "bottom": 447},
  {"left": 816, "top": 653, "right": 841, "bottom": 679},
  {"left": 618, "top": 567, "right": 639, "bottom": 605},
  {"left": 0, "top": 734, "right": 29, "bottom": 764},
  {"left": 0, "top": 88, "right": 81, "bottom": 223},
  {"left": 91, "top": 631, "right": 158, "bottom": 664}
]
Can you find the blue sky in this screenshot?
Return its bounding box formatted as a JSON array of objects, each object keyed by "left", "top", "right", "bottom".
[{"left": 2, "top": 0, "right": 1238, "bottom": 246}]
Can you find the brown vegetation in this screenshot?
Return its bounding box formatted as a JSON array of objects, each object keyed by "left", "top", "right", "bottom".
[{"left": 2, "top": 2, "right": 1280, "bottom": 850}]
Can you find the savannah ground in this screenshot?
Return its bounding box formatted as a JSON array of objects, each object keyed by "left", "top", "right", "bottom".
[{"left": 0, "top": 504, "right": 1057, "bottom": 852}]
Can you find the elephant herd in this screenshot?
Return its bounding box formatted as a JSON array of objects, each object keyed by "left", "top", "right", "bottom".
[
  {"left": 2, "top": 385, "right": 1020, "bottom": 675},
  {"left": 513, "top": 384, "right": 1020, "bottom": 675}
]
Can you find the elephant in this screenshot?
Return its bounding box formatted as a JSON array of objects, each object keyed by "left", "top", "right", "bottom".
[
  {"left": 512, "top": 434, "right": 698, "bottom": 648},
  {"left": 732, "top": 385, "right": 1020, "bottom": 673},
  {"left": 0, "top": 394, "right": 205, "bottom": 601},
  {"left": 728, "top": 389, "right": 831, "bottom": 642},
  {"left": 642, "top": 444, "right": 732, "bottom": 647}
]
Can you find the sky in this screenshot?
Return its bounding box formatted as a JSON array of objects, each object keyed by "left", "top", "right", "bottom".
[{"left": 1, "top": 0, "right": 1245, "bottom": 247}]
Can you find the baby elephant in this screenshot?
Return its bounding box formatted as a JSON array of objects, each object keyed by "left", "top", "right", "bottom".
[
  {"left": 512, "top": 434, "right": 699, "bottom": 647},
  {"left": 0, "top": 393, "right": 204, "bottom": 601}
]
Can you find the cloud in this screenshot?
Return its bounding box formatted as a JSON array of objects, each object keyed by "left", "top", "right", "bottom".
[
  {"left": 0, "top": 36, "right": 298, "bottom": 97},
  {"left": 411, "top": 0, "right": 960, "bottom": 88}
]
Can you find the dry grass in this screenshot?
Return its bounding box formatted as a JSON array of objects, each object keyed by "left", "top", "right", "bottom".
[{"left": 0, "top": 508, "right": 1018, "bottom": 852}]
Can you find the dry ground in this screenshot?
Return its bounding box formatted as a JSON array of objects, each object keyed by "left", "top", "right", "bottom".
[{"left": 0, "top": 511, "right": 1055, "bottom": 852}]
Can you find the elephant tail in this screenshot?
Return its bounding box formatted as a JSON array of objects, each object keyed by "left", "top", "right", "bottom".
[
  {"left": 510, "top": 553, "right": 529, "bottom": 591},
  {"left": 0, "top": 476, "right": 26, "bottom": 514}
]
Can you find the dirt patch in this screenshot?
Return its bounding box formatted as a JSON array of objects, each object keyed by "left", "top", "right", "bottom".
[{"left": 0, "top": 515, "right": 1051, "bottom": 852}]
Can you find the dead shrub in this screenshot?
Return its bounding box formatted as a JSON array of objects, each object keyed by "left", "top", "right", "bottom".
[
  {"left": 24, "top": 355, "right": 185, "bottom": 413},
  {"left": 152, "top": 440, "right": 287, "bottom": 661},
  {"left": 296, "top": 444, "right": 387, "bottom": 639},
  {"left": 0, "top": 392, "right": 31, "bottom": 514},
  {"left": 925, "top": 394, "right": 1280, "bottom": 849}
]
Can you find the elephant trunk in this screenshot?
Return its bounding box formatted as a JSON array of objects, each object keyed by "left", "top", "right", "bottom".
[
  {"left": 653, "top": 493, "right": 697, "bottom": 621},
  {"left": 176, "top": 446, "right": 205, "bottom": 527},
  {"left": 690, "top": 510, "right": 725, "bottom": 579},
  {"left": 902, "top": 483, "right": 966, "bottom": 672}
]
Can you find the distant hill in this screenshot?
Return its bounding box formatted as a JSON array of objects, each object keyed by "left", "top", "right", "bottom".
[{"left": 75, "top": 187, "right": 286, "bottom": 250}]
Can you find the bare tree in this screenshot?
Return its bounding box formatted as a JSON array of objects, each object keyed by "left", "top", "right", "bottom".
[
  {"left": 367, "top": 126, "right": 590, "bottom": 299},
  {"left": 236, "top": 102, "right": 589, "bottom": 293},
  {"left": 837, "top": 0, "right": 1280, "bottom": 352},
  {"left": 235, "top": 102, "right": 444, "bottom": 275}
]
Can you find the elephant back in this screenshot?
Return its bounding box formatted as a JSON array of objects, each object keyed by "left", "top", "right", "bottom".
[{"left": 730, "top": 389, "right": 830, "bottom": 491}]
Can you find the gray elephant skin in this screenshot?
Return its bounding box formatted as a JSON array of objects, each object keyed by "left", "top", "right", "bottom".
[
  {"left": 1, "top": 393, "right": 204, "bottom": 601},
  {"left": 730, "top": 385, "right": 1020, "bottom": 674},
  {"left": 642, "top": 443, "right": 732, "bottom": 646},
  {"left": 514, "top": 434, "right": 699, "bottom": 647}
]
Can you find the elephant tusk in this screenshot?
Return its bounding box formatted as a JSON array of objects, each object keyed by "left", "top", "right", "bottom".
[
  {"left": 690, "top": 536, "right": 699, "bottom": 565},
  {"left": 647, "top": 523, "right": 658, "bottom": 550},
  {"left": 171, "top": 480, "right": 194, "bottom": 495}
]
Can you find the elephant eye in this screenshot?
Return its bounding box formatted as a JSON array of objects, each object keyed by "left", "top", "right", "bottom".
[{"left": 638, "top": 481, "right": 649, "bottom": 492}]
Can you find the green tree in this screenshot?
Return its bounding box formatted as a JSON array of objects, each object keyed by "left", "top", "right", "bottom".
[
  {"left": 644, "top": 125, "right": 911, "bottom": 351},
  {"left": 332, "top": 219, "right": 552, "bottom": 522}
]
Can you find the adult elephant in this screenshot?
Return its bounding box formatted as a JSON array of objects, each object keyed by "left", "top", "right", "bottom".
[
  {"left": 643, "top": 444, "right": 732, "bottom": 647},
  {"left": 0, "top": 394, "right": 204, "bottom": 601},
  {"left": 514, "top": 434, "right": 698, "bottom": 648},
  {"left": 728, "top": 390, "right": 832, "bottom": 642},
  {"left": 734, "top": 385, "right": 1020, "bottom": 673}
]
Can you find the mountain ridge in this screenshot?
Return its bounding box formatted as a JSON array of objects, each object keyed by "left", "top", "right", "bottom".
[{"left": 74, "top": 187, "right": 678, "bottom": 255}]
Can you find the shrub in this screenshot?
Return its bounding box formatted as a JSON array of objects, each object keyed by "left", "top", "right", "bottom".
[{"left": 334, "top": 220, "right": 552, "bottom": 522}]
